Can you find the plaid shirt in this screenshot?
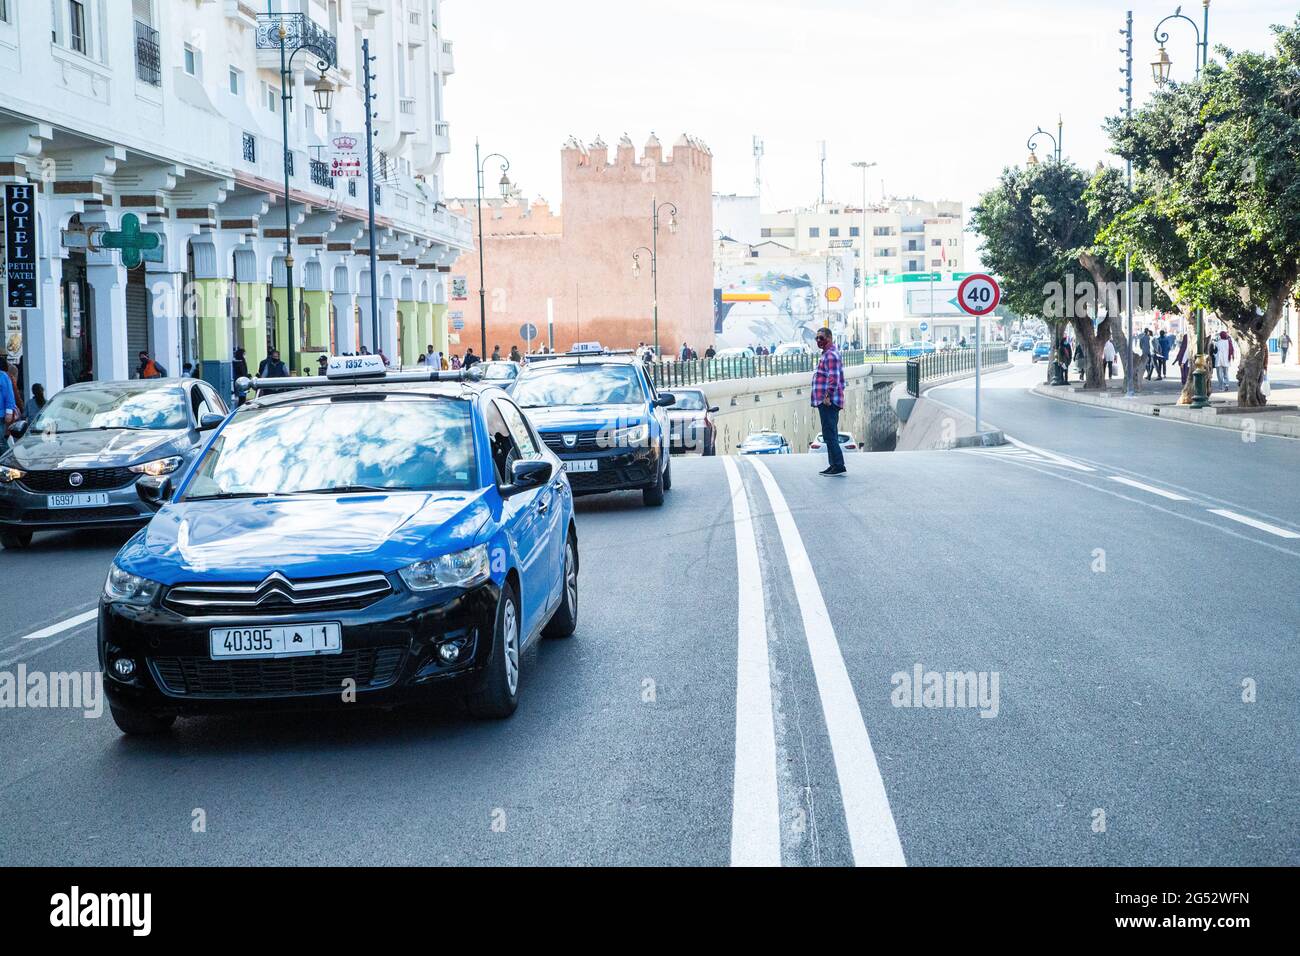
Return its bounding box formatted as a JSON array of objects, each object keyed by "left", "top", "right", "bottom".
[{"left": 811, "top": 343, "right": 845, "bottom": 408}]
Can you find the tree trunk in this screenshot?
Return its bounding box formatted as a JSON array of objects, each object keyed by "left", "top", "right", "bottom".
[
  {"left": 1110, "top": 323, "right": 1139, "bottom": 394},
  {"left": 1231, "top": 318, "right": 1270, "bottom": 407},
  {"left": 1069, "top": 314, "right": 1108, "bottom": 389}
]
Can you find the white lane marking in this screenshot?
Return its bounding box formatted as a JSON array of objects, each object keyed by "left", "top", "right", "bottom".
[
  {"left": 1106, "top": 476, "right": 1190, "bottom": 501},
  {"left": 722, "top": 456, "right": 782, "bottom": 867},
  {"left": 747, "top": 460, "right": 906, "bottom": 867},
  {"left": 1208, "top": 509, "right": 1300, "bottom": 539},
  {"left": 19, "top": 609, "right": 97, "bottom": 641},
  {"left": 1004, "top": 436, "right": 1095, "bottom": 472}
]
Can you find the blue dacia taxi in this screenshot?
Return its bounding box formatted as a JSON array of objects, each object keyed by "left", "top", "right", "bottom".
[
  {"left": 97, "top": 356, "right": 578, "bottom": 735},
  {"left": 511, "top": 345, "right": 675, "bottom": 507}
]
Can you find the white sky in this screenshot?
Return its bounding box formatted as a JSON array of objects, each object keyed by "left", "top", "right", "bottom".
[{"left": 443, "top": 0, "right": 1294, "bottom": 249}]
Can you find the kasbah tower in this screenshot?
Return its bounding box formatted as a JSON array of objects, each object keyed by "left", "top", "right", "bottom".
[{"left": 449, "top": 133, "right": 714, "bottom": 356}]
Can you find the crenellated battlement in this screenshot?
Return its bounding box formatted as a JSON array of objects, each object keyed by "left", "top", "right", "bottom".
[{"left": 560, "top": 132, "right": 712, "bottom": 177}]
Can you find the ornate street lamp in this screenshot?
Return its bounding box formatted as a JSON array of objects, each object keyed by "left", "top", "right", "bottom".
[
  {"left": 631, "top": 199, "right": 678, "bottom": 356},
  {"left": 475, "top": 141, "right": 511, "bottom": 358},
  {"left": 256, "top": 12, "right": 337, "bottom": 374},
  {"left": 1153, "top": 1, "right": 1212, "bottom": 407},
  {"left": 1025, "top": 119, "right": 1062, "bottom": 164}
]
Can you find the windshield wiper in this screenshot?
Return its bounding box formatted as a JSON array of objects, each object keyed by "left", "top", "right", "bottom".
[
  {"left": 185, "top": 491, "right": 285, "bottom": 500},
  {"left": 296, "top": 484, "right": 397, "bottom": 495}
]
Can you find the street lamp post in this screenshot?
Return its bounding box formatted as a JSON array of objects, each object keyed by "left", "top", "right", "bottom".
[
  {"left": 1121, "top": 11, "right": 1136, "bottom": 397},
  {"left": 256, "top": 13, "right": 337, "bottom": 374},
  {"left": 475, "top": 141, "right": 512, "bottom": 359},
  {"left": 631, "top": 198, "right": 678, "bottom": 356},
  {"left": 1027, "top": 122, "right": 1066, "bottom": 385},
  {"left": 1153, "top": 1, "right": 1212, "bottom": 407},
  {"left": 851, "top": 160, "right": 876, "bottom": 350}
]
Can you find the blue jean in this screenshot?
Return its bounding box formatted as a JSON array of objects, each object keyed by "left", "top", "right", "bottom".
[{"left": 818, "top": 403, "right": 845, "bottom": 469}]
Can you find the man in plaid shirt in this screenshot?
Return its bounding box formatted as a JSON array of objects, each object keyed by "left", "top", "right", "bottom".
[{"left": 811, "top": 327, "right": 847, "bottom": 476}]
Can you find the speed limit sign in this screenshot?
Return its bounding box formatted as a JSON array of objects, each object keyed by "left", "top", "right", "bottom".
[{"left": 957, "top": 273, "right": 1001, "bottom": 316}]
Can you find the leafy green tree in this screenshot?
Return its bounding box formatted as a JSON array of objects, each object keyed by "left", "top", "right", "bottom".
[
  {"left": 1107, "top": 18, "right": 1300, "bottom": 406},
  {"left": 972, "top": 162, "right": 1138, "bottom": 389}
]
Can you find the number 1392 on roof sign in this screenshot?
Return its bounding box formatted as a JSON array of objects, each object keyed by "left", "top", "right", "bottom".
[{"left": 957, "top": 273, "right": 1001, "bottom": 317}]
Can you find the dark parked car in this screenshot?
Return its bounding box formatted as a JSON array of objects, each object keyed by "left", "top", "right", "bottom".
[
  {"left": 666, "top": 388, "right": 718, "bottom": 456},
  {"left": 0, "top": 379, "right": 228, "bottom": 549}
]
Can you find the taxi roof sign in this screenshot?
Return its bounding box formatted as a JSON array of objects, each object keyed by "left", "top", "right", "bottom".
[
  {"left": 326, "top": 354, "right": 387, "bottom": 378},
  {"left": 571, "top": 342, "right": 603, "bottom": 354}
]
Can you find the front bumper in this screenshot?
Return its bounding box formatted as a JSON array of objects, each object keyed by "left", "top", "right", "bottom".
[
  {"left": 0, "top": 478, "right": 155, "bottom": 532},
  {"left": 99, "top": 579, "right": 501, "bottom": 716},
  {"left": 547, "top": 443, "right": 660, "bottom": 495}
]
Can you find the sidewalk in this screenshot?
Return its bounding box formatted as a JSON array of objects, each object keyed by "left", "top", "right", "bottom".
[{"left": 1033, "top": 362, "right": 1300, "bottom": 439}]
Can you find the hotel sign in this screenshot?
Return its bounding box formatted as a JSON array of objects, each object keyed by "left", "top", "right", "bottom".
[{"left": 4, "top": 184, "right": 39, "bottom": 310}]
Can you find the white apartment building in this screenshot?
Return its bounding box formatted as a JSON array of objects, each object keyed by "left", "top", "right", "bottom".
[
  {"left": 761, "top": 198, "right": 965, "bottom": 278},
  {"left": 0, "top": 0, "right": 470, "bottom": 401}
]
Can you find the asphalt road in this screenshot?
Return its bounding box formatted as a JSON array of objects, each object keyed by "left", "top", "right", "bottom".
[{"left": 1, "top": 369, "right": 1295, "bottom": 865}]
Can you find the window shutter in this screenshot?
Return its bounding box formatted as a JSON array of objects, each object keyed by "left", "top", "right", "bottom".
[{"left": 131, "top": 0, "right": 152, "bottom": 25}]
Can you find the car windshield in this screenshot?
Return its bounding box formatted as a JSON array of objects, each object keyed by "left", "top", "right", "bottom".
[
  {"left": 30, "top": 386, "right": 188, "bottom": 432},
  {"left": 672, "top": 392, "right": 706, "bottom": 411},
  {"left": 479, "top": 363, "right": 518, "bottom": 380},
  {"left": 745, "top": 433, "right": 782, "bottom": 446},
  {"left": 182, "top": 396, "right": 477, "bottom": 499},
  {"left": 513, "top": 364, "right": 645, "bottom": 407}
]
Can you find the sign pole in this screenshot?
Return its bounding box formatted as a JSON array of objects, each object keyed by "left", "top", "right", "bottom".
[{"left": 957, "top": 273, "right": 1001, "bottom": 439}]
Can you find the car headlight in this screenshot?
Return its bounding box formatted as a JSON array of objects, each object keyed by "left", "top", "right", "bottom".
[
  {"left": 601, "top": 423, "right": 649, "bottom": 448},
  {"left": 399, "top": 544, "right": 491, "bottom": 591},
  {"left": 129, "top": 456, "right": 183, "bottom": 477},
  {"left": 0, "top": 465, "right": 25, "bottom": 483},
  {"left": 103, "top": 564, "right": 162, "bottom": 606}
]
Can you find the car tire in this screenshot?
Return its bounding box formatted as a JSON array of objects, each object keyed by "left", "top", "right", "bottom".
[
  {"left": 466, "top": 583, "right": 521, "bottom": 719},
  {"left": 704, "top": 435, "right": 716, "bottom": 457},
  {"left": 0, "top": 531, "right": 32, "bottom": 550},
  {"left": 109, "top": 702, "right": 176, "bottom": 736},
  {"left": 543, "top": 532, "right": 578, "bottom": 639},
  {"left": 643, "top": 451, "right": 666, "bottom": 507},
  {"left": 662, "top": 452, "right": 672, "bottom": 492}
]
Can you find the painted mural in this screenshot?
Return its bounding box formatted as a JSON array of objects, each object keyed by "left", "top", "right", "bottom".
[{"left": 713, "top": 258, "right": 853, "bottom": 349}]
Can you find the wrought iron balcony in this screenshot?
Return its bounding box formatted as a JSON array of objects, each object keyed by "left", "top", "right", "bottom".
[
  {"left": 310, "top": 159, "right": 332, "bottom": 189},
  {"left": 242, "top": 133, "right": 257, "bottom": 164},
  {"left": 134, "top": 20, "right": 161, "bottom": 86},
  {"left": 255, "top": 13, "right": 337, "bottom": 72}
]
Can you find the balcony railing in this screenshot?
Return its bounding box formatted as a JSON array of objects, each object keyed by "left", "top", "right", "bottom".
[
  {"left": 242, "top": 133, "right": 257, "bottom": 164},
  {"left": 134, "top": 20, "right": 161, "bottom": 86},
  {"left": 255, "top": 12, "right": 337, "bottom": 68},
  {"left": 399, "top": 97, "right": 416, "bottom": 115},
  {"left": 310, "top": 159, "right": 332, "bottom": 188}
]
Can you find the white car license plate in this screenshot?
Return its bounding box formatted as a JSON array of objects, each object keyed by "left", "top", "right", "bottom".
[
  {"left": 209, "top": 622, "right": 342, "bottom": 660},
  {"left": 46, "top": 493, "right": 110, "bottom": 509},
  {"left": 563, "top": 459, "right": 598, "bottom": 473}
]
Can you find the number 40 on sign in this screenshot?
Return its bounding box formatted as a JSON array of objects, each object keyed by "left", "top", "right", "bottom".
[{"left": 957, "top": 273, "right": 1000, "bottom": 316}]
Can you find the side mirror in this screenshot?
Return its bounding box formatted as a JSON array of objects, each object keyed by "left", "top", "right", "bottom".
[
  {"left": 8, "top": 420, "right": 28, "bottom": 440},
  {"left": 198, "top": 413, "right": 225, "bottom": 431},
  {"left": 502, "top": 458, "right": 552, "bottom": 498},
  {"left": 707, "top": 406, "right": 719, "bottom": 414},
  {"left": 137, "top": 475, "right": 173, "bottom": 508},
  {"left": 655, "top": 393, "right": 676, "bottom": 408}
]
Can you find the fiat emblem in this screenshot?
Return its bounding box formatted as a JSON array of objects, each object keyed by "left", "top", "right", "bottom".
[{"left": 69, "top": 472, "right": 84, "bottom": 487}]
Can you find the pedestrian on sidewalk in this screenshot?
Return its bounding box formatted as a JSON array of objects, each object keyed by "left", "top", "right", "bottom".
[
  {"left": 1074, "top": 339, "right": 1088, "bottom": 381},
  {"left": 811, "top": 326, "right": 846, "bottom": 477},
  {"left": 1103, "top": 338, "right": 1117, "bottom": 382},
  {"left": 1139, "top": 328, "right": 1153, "bottom": 380},
  {"left": 1213, "top": 330, "right": 1235, "bottom": 390},
  {"left": 1280, "top": 330, "right": 1292, "bottom": 364},
  {"left": 1059, "top": 339, "right": 1072, "bottom": 384},
  {"left": 1174, "top": 332, "right": 1192, "bottom": 387}
]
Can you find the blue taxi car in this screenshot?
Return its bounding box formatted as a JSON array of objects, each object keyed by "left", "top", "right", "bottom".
[
  {"left": 97, "top": 357, "right": 578, "bottom": 734},
  {"left": 511, "top": 346, "right": 675, "bottom": 507}
]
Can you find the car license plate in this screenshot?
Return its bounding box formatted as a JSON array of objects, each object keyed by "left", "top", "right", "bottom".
[
  {"left": 209, "top": 622, "right": 342, "bottom": 660},
  {"left": 46, "top": 493, "right": 110, "bottom": 509},
  {"left": 563, "top": 459, "right": 598, "bottom": 473}
]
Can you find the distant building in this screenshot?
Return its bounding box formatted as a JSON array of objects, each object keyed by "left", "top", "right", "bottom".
[
  {"left": 713, "top": 193, "right": 761, "bottom": 245},
  {"left": 449, "top": 133, "right": 714, "bottom": 356}
]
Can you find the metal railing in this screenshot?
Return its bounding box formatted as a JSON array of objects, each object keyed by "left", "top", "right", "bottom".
[
  {"left": 650, "top": 348, "right": 909, "bottom": 389},
  {"left": 310, "top": 159, "right": 332, "bottom": 188},
  {"left": 134, "top": 20, "right": 161, "bottom": 86},
  {"left": 906, "top": 343, "right": 1009, "bottom": 397}
]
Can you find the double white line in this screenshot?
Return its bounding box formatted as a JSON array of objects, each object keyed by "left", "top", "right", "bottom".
[{"left": 723, "top": 457, "right": 905, "bottom": 867}]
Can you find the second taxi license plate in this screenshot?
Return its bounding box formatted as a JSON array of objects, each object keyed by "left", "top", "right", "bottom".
[
  {"left": 563, "top": 459, "right": 598, "bottom": 473},
  {"left": 47, "top": 493, "right": 110, "bottom": 508},
  {"left": 210, "top": 622, "right": 342, "bottom": 660}
]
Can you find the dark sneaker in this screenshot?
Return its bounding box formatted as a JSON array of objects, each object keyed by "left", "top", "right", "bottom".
[
  {"left": 819, "top": 467, "right": 836, "bottom": 476},
  {"left": 829, "top": 466, "right": 847, "bottom": 476}
]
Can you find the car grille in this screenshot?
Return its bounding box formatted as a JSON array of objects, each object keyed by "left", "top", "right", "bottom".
[
  {"left": 149, "top": 647, "right": 405, "bottom": 698},
  {"left": 163, "top": 572, "right": 392, "bottom": 616},
  {"left": 18, "top": 467, "right": 137, "bottom": 492},
  {"left": 566, "top": 461, "right": 654, "bottom": 493},
  {"left": 0, "top": 503, "right": 141, "bottom": 522},
  {"left": 540, "top": 430, "right": 604, "bottom": 453}
]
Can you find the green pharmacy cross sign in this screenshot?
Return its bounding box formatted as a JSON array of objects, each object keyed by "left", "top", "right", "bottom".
[{"left": 98, "top": 214, "right": 160, "bottom": 269}]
